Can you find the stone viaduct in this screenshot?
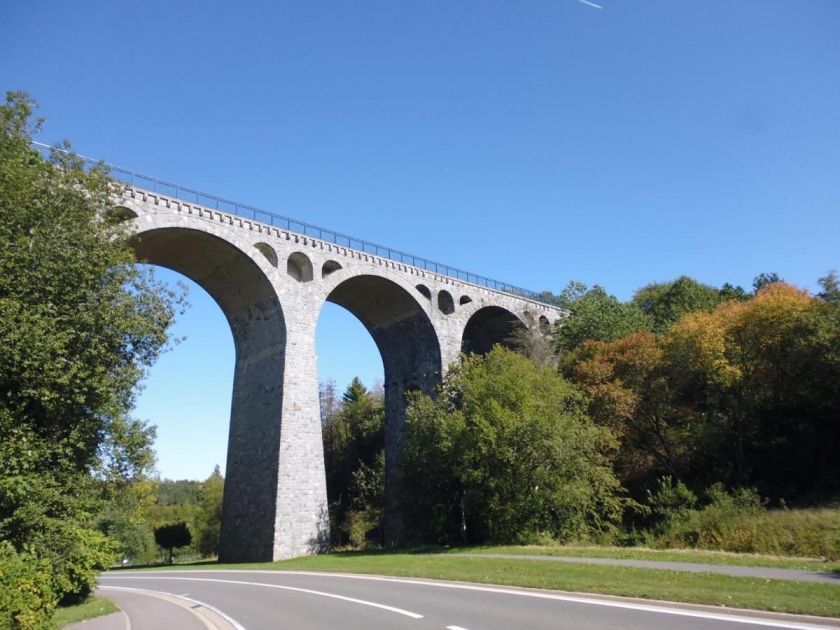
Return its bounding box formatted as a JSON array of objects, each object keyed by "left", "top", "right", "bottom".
[{"left": 115, "top": 184, "right": 564, "bottom": 563}]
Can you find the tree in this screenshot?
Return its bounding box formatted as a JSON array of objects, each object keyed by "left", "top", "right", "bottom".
[
  {"left": 322, "top": 379, "right": 385, "bottom": 547},
  {"left": 555, "top": 284, "right": 652, "bottom": 357},
  {"left": 194, "top": 466, "right": 224, "bottom": 557},
  {"left": 398, "top": 347, "right": 627, "bottom": 544},
  {"left": 319, "top": 379, "right": 339, "bottom": 424},
  {"left": 663, "top": 282, "right": 840, "bottom": 497},
  {"left": 153, "top": 522, "right": 192, "bottom": 564},
  {"left": 752, "top": 272, "right": 781, "bottom": 293},
  {"left": 569, "top": 332, "right": 693, "bottom": 492},
  {"left": 632, "top": 276, "right": 723, "bottom": 333},
  {"left": 0, "top": 91, "right": 180, "bottom": 609},
  {"left": 817, "top": 270, "right": 840, "bottom": 304}
]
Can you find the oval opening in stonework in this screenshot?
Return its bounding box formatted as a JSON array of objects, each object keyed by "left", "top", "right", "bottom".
[
  {"left": 438, "top": 290, "right": 455, "bottom": 315},
  {"left": 459, "top": 295, "right": 473, "bottom": 305}
]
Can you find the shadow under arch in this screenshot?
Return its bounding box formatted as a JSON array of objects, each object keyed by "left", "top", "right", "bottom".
[
  {"left": 324, "top": 274, "right": 442, "bottom": 541},
  {"left": 131, "top": 226, "right": 286, "bottom": 563},
  {"left": 462, "top": 305, "right": 525, "bottom": 355}
]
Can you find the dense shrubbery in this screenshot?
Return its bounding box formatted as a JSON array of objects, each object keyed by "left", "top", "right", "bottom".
[
  {"left": 0, "top": 543, "right": 55, "bottom": 630},
  {"left": 645, "top": 481, "right": 840, "bottom": 559}
]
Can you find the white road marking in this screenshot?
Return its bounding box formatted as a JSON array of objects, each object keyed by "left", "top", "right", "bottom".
[
  {"left": 99, "top": 585, "right": 246, "bottom": 630},
  {"left": 102, "top": 576, "right": 424, "bottom": 620},
  {"left": 106, "top": 570, "right": 837, "bottom": 630},
  {"left": 447, "top": 626, "right": 471, "bottom": 630}
]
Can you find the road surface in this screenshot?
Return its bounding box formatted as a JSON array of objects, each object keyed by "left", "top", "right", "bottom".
[{"left": 79, "top": 570, "right": 840, "bottom": 630}]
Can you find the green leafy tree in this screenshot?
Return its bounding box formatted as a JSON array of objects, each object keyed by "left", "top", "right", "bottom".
[
  {"left": 752, "top": 272, "right": 781, "bottom": 293},
  {"left": 322, "top": 378, "right": 385, "bottom": 547},
  {"left": 817, "top": 270, "right": 840, "bottom": 304},
  {"left": 398, "top": 347, "right": 627, "bottom": 544},
  {"left": 194, "top": 466, "right": 224, "bottom": 558},
  {"left": 632, "top": 276, "right": 723, "bottom": 333},
  {"left": 555, "top": 284, "right": 652, "bottom": 357},
  {"left": 0, "top": 91, "right": 180, "bottom": 610},
  {"left": 153, "top": 522, "right": 192, "bottom": 564}
]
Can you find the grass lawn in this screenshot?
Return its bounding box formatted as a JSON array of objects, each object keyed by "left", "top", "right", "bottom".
[
  {"left": 454, "top": 544, "right": 840, "bottom": 572},
  {"left": 52, "top": 596, "right": 119, "bottom": 628},
  {"left": 114, "top": 550, "right": 840, "bottom": 618}
]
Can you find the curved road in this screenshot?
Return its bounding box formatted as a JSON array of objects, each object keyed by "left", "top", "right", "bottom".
[{"left": 81, "top": 570, "right": 840, "bottom": 630}]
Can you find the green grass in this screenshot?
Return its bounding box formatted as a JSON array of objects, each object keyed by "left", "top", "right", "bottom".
[
  {"left": 114, "top": 550, "right": 840, "bottom": 618},
  {"left": 456, "top": 544, "right": 840, "bottom": 572},
  {"left": 51, "top": 596, "right": 119, "bottom": 628}
]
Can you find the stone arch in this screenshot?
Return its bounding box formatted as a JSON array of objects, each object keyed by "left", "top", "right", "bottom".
[
  {"left": 322, "top": 260, "right": 342, "bottom": 277},
  {"left": 459, "top": 295, "right": 473, "bottom": 305},
  {"left": 437, "top": 290, "right": 455, "bottom": 315},
  {"left": 324, "top": 274, "right": 441, "bottom": 541},
  {"left": 415, "top": 284, "right": 432, "bottom": 300},
  {"left": 462, "top": 306, "right": 525, "bottom": 355},
  {"left": 130, "top": 225, "right": 290, "bottom": 563},
  {"left": 287, "top": 251, "right": 313, "bottom": 282},
  {"left": 254, "top": 242, "right": 278, "bottom": 267}
]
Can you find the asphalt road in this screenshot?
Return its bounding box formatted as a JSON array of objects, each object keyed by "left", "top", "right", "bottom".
[{"left": 90, "top": 570, "right": 840, "bottom": 630}]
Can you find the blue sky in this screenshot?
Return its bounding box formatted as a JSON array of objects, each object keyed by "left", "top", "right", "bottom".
[{"left": 3, "top": 0, "right": 838, "bottom": 479}]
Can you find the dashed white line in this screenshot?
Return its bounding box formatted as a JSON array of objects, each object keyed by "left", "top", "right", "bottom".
[
  {"left": 102, "top": 575, "right": 424, "bottom": 620},
  {"left": 446, "top": 626, "right": 471, "bottom": 630}
]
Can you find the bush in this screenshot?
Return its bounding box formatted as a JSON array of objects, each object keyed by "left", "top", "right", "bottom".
[
  {"left": 41, "top": 523, "right": 118, "bottom": 605},
  {"left": 0, "top": 542, "right": 56, "bottom": 629},
  {"left": 648, "top": 485, "right": 840, "bottom": 559}
]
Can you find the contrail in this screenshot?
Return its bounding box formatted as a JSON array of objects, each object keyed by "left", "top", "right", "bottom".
[{"left": 576, "top": 0, "right": 603, "bottom": 8}]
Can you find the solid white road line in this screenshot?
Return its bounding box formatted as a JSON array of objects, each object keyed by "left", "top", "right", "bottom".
[
  {"left": 108, "top": 570, "right": 838, "bottom": 630},
  {"left": 102, "top": 576, "right": 424, "bottom": 620},
  {"left": 446, "top": 626, "right": 471, "bottom": 630},
  {"left": 99, "top": 586, "right": 246, "bottom": 630}
]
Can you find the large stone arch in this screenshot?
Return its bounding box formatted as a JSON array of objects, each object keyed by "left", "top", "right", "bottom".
[
  {"left": 322, "top": 273, "right": 442, "bottom": 540},
  {"left": 129, "top": 220, "right": 321, "bottom": 562},
  {"left": 461, "top": 305, "right": 525, "bottom": 355}
]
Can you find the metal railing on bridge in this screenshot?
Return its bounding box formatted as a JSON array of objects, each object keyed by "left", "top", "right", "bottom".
[{"left": 32, "top": 141, "right": 553, "bottom": 305}]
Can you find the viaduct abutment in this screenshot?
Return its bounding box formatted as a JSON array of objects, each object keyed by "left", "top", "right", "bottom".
[{"left": 118, "top": 187, "right": 564, "bottom": 561}]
